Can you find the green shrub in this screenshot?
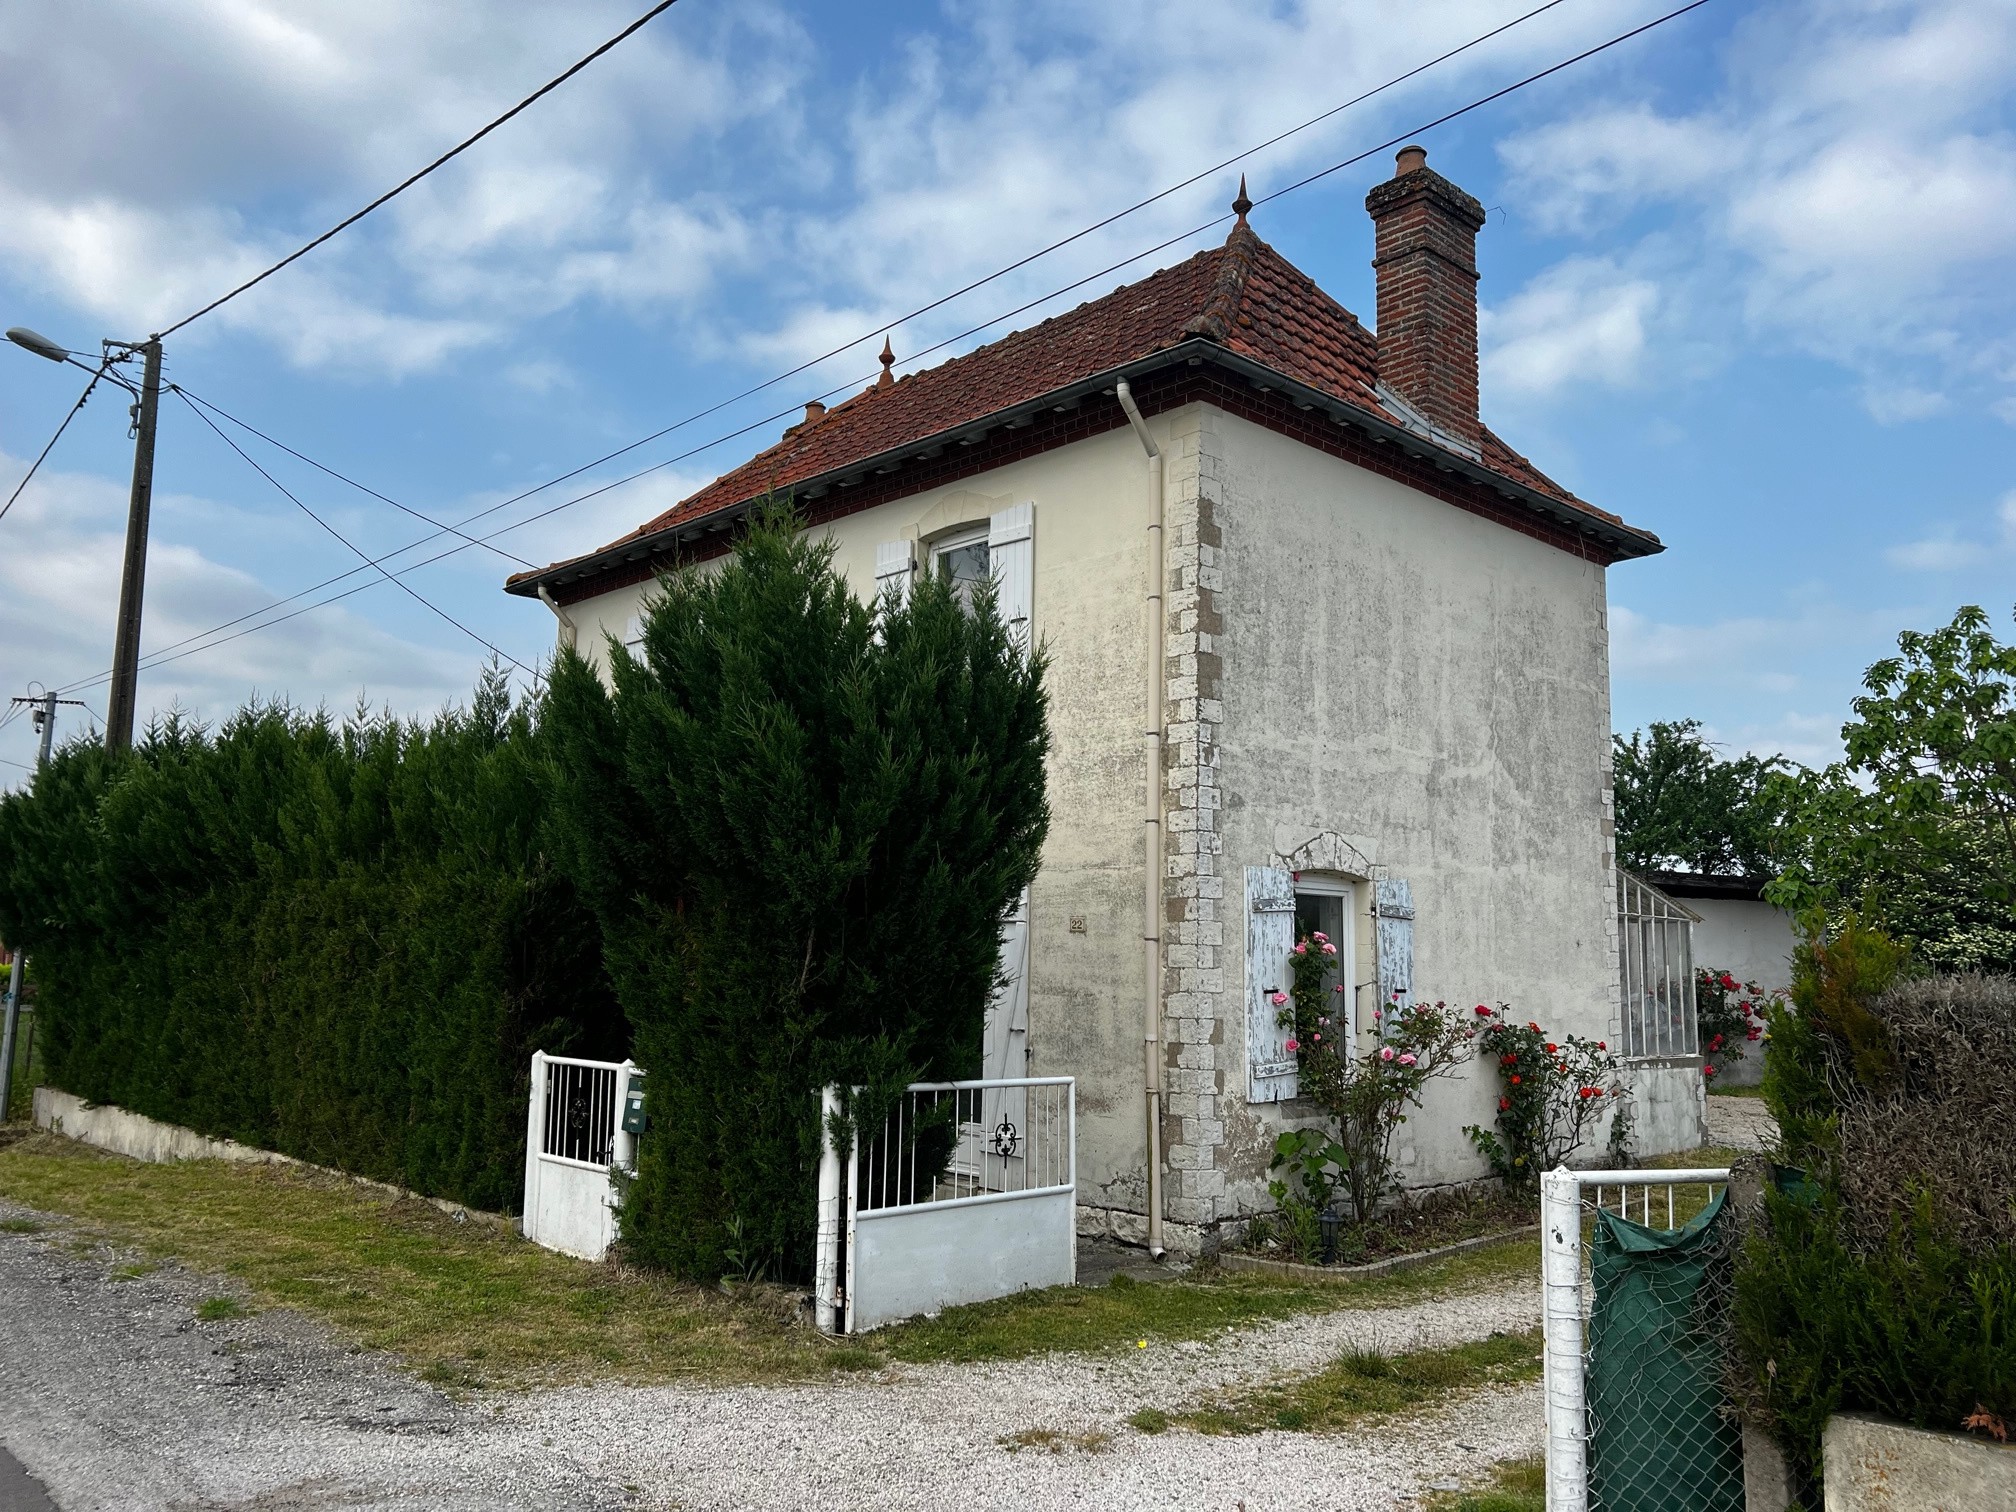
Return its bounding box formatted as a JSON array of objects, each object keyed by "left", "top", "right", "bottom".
[
  {"left": 543, "top": 504, "right": 1049, "bottom": 1281},
  {"left": 1735, "top": 918, "right": 2013, "bottom": 1506},
  {"left": 0, "top": 671, "right": 624, "bottom": 1212}
]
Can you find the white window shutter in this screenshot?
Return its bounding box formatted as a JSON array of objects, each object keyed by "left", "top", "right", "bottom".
[
  {"left": 1246, "top": 865, "right": 1298, "bottom": 1102},
  {"left": 874, "top": 539, "right": 914, "bottom": 607},
  {"left": 987, "top": 502, "right": 1034, "bottom": 647},
  {"left": 1374, "top": 878, "right": 1415, "bottom": 1015}
]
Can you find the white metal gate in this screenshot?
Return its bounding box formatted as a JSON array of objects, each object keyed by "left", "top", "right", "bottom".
[
  {"left": 521, "top": 1050, "right": 639, "bottom": 1261},
  {"left": 815, "top": 1076, "right": 1075, "bottom": 1333}
]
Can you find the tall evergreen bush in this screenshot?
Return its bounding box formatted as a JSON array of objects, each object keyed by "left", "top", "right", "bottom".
[
  {"left": 0, "top": 670, "right": 623, "bottom": 1211},
  {"left": 543, "top": 505, "right": 1049, "bottom": 1281}
]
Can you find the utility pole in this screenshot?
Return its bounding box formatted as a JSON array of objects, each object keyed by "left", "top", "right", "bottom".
[
  {"left": 104, "top": 338, "right": 163, "bottom": 756},
  {"left": 1, "top": 690, "right": 86, "bottom": 1122}
]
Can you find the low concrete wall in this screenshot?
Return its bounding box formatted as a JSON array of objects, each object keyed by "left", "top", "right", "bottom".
[
  {"left": 1823, "top": 1411, "right": 2016, "bottom": 1511},
  {"left": 1628, "top": 1059, "right": 1711, "bottom": 1157},
  {"left": 31, "top": 1087, "right": 513, "bottom": 1232}
]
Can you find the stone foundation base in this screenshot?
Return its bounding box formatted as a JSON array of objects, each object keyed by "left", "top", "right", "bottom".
[{"left": 1075, "top": 1201, "right": 1221, "bottom": 1260}]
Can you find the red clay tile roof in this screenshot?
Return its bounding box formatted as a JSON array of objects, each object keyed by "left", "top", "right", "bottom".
[{"left": 511, "top": 222, "right": 1623, "bottom": 586}]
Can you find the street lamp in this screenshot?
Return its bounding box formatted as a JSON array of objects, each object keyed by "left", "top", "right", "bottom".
[{"left": 6, "top": 326, "right": 163, "bottom": 755}]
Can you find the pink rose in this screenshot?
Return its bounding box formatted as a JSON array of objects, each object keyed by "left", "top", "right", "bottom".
[
  {"left": 1380, "top": 1047, "right": 1395, "bottom": 1062},
  {"left": 1322, "top": 943, "right": 1338, "bottom": 956},
  {"left": 1269, "top": 991, "right": 1287, "bottom": 1006},
  {"left": 1398, "top": 1053, "right": 1416, "bottom": 1067},
  {"left": 1293, "top": 943, "right": 1307, "bottom": 955},
  {"left": 1285, "top": 1038, "right": 1299, "bottom": 1053},
  {"left": 1312, "top": 931, "right": 1328, "bottom": 944}
]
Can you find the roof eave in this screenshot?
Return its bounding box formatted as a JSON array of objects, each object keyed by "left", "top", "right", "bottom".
[{"left": 505, "top": 338, "right": 1661, "bottom": 599}]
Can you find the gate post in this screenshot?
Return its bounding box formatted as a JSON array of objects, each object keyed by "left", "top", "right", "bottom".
[
  {"left": 522, "top": 1050, "right": 547, "bottom": 1243},
  {"left": 1541, "top": 1165, "right": 1588, "bottom": 1512},
  {"left": 814, "top": 1084, "right": 843, "bottom": 1334}
]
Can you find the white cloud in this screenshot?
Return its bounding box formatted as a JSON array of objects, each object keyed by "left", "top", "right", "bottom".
[
  {"left": 0, "top": 1, "right": 808, "bottom": 373},
  {"left": 1499, "top": 0, "right": 2016, "bottom": 414},
  {"left": 1481, "top": 258, "right": 1659, "bottom": 401},
  {"left": 1885, "top": 488, "right": 2016, "bottom": 570},
  {"left": 1861, "top": 384, "right": 1951, "bottom": 423}
]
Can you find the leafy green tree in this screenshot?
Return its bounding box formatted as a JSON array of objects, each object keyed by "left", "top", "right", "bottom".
[
  {"left": 542, "top": 504, "right": 1050, "bottom": 1281},
  {"left": 1612, "top": 719, "right": 1794, "bottom": 875},
  {"left": 1771, "top": 605, "right": 2016, "bottom": 972}
]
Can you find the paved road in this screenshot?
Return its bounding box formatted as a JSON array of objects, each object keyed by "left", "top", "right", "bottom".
[
  {"left": 0, "top": 1449, "right": 55, "bottom": 1512},
  {"left": 0, "top": 1197, "right": 1542, "bottom": 1511}
]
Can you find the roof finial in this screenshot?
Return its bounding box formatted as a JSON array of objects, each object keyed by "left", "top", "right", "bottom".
[
  {"left": 1232, "top": 174, "right": 1252, "bottom": 224},
  {"left": 876, "top": 334, "right": 895, "bottom": 390}
]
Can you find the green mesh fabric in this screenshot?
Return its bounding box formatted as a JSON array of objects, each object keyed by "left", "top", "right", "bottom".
[{"left": 1586, "top": 1189, "right": 1746, "bottom": 1512}]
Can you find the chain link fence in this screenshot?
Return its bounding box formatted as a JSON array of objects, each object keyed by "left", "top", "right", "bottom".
[{"left": 1543, "top": 1167, "right": 1746, "bottom": 1512}]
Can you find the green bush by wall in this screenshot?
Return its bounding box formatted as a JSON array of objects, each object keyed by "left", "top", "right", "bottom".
[
  {"left": 0, "top": 672, "right": 624, "bottom": 1213},
  {"left": 1733, "top": 927, "right": 2015, "bottom": 1506},
  {"left": 543, "top": 506, "right": 1050, "bottom": 1282}
]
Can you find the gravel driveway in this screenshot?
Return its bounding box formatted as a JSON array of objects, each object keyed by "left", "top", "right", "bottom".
[{"left": 0, "top": 1202, "right": 1542, "bottom": 1511}]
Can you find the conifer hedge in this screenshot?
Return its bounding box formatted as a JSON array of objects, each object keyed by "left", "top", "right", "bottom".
[
  {"left": 0, "top": 673, "right": 624, "bottom": 1212},
  {"left": 542, "top": 505, "right": 1050, "bottom": 1280}
]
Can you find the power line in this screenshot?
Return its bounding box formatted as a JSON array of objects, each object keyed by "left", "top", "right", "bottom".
[
  {"left": 155, "top": 0, "right": 684, "bottom": 339},
  {"left": 56, "top": 0, "right": 1712, "bottom": 693},
  {"left": 173, "top": 390, "right": 533, "bottom": 675},
  {"left": 1, "top": 360, "right": 113, "bottom": 526},
  {"left": 291, "top": 0, "right": 1580, "bottom": 540},
  {"left": 56, "top": 0, "right": 1589, "bottom": 672},
  {"left": 174, "top": 386, "right": 537, "bottom": 569}
]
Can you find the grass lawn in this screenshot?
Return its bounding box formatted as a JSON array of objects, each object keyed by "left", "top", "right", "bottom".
[
  {"left": 1173, "top": 1328, "right": 1543, "bottom": 1435},
  {"left": 1427, "top": 1456, "right": 1545, "bottom": 1511},
  {"left": 0, "top": 1132, "right": 1538, "bottom": 1389}
]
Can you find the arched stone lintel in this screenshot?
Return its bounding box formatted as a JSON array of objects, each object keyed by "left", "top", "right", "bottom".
[{"left": 1270, "top": 825, "right": 1380, "bottom": 881}]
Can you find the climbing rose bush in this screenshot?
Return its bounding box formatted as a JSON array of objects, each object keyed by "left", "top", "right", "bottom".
[
  {"left": 1465, "top": 1006, "right": 1627, "bottom": 1189},
  {"left": 1274, "top": 931, "right": 1476, "bottom": 1227},
  {"left": 1695, "top": 966, "right": 1780, "bottom": 1072}
]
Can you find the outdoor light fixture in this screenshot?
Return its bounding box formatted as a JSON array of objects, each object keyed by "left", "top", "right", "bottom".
[{"left": 6, "top": 326, "right": 71, "bottom": 363}]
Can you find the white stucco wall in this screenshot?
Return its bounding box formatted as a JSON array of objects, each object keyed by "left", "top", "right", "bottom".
[
  {"left": 1689, "top": 897, "right": 1797, "bottom": 994},
  {"left": 1208, "top": 409, "right": 1624, "bottom": 1204}
]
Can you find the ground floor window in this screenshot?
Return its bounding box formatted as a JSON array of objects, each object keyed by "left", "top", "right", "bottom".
[{"left": 1293, "top": 876, "right": 1357, "bottom": 1041}]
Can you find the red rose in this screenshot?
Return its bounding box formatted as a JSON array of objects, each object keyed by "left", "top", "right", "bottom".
[
  {"left": 1510, "top": 1074, "right": 1522, "bottom": 1085},
  {"left": 1702, "top": 1064, "right": 1716, "bottom": 1077},
  {"left": 1475, "top": 1005, "right": 1491, "bottom": 1016},
  {"left": 1720, "top": 973, "right": 1737, "bottom": 991},
  {"left": 1544, "top": 1043, "right": 1557, "bottom": 1054},
  {"left": 1598, "top": 1041, "right": 1607, "bottom": 1050},
  {"left": 1498, "top": 1096, "right": 1510, "bottom": 1112}
]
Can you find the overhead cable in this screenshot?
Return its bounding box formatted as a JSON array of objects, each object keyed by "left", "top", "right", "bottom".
[
  {"left": 174, "top": 390, "right": 533, "bottom": 674},
  {"left": 58, "top": 0, "right": 1713, "bottom": 690},
  {"left": 155, "top": 0, "right": 685, "bottom": 339},
  {"left": 1, "top": 361, "right": 113, "bottom": 526}
]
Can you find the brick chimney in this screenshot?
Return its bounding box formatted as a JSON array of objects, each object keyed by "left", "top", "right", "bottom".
[{"left": 1365, "top": 145, "right": 1487, "bottom": 452}]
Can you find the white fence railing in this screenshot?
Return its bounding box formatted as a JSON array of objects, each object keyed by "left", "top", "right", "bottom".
[
  {"left": 816, "top": 1076, "right": 1075, "bottom": 1334},
  {"left": 1617, "top": 870, "right": 1701, "bottom": 1060},
  {"left": 522, "top": 1051, "right": 639, "bottom": 1261},
  {"left": 1541, "top": 1165, "right": 1733, "bottom": 1512}
]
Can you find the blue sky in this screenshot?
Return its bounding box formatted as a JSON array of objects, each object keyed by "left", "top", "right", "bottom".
[{"left": 2, "top": 0, "right": 2011, "bottom": 783}]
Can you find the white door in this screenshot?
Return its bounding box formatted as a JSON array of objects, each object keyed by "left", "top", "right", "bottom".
[{"left": 971, "top": 888, "right": 1030, "bottom": 1189}]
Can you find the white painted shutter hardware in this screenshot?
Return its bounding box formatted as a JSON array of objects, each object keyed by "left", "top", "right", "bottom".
[{"left": 1246, "top": 865, "right": 1298, "bottom": 1102}]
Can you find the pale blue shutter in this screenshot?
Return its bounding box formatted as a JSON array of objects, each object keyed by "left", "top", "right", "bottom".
[
  {"left": 1375, "top": 878, "right": 1415, "bottom": 1015},
  {"left": 1246, "top": 865, "right": 1298, "bottom": 1102}
]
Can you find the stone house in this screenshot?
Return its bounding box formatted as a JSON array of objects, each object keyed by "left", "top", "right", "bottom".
[{"left": 506, "top": 148, "right": 1704, "bottom": 1255}]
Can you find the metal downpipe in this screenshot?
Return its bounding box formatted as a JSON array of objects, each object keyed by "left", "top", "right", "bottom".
[{"left": 1115, "top": 379, "right": 1166, "bottom": 1260}]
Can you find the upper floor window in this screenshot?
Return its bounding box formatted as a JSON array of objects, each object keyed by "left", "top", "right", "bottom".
[{"left": 932, "top": 527, "right": 991, "bottom": 614}]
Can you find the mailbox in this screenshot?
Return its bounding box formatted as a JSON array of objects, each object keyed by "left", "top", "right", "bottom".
[{"left": 620, "top": 1071, "right": 648, "bottom": 1134}]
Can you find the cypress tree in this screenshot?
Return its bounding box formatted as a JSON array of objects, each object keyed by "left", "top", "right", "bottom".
[{"left": 543, "top": 504, "right": 1050, "bottom": 1279}]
